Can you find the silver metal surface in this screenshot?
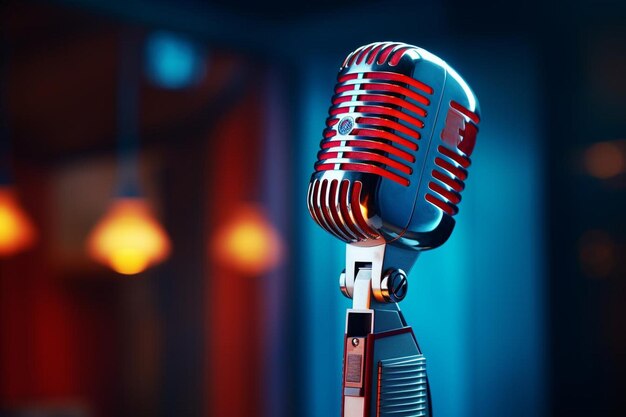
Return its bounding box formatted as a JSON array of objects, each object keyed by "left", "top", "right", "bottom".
[
  {"left": 339, "top": 269, "right": 350, "bottom": 298},
  {"left": 377, "top": 355, "right": 429, "bottom": 417}
]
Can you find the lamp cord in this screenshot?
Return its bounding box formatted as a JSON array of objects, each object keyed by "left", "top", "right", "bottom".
[{"left": 116, "top": 27, "right": 142, "bottom": 197}]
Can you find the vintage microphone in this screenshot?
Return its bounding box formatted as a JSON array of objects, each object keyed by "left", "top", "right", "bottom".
[{"left": 307, "top": 42, "right": 480, "bottom": 417}]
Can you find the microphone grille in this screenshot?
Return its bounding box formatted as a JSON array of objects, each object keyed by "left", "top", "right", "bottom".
[
  {"left": 307, "top": 178, "right": 380, "bottom": 243},
  {"left": 342, "top": 42, "right": 418, "bottom": 69},
  {"left": 424, "top": 101, "right": 479, "bottom": 216},
  {"left": 308, "top": 42, "right": 481, "bottom": 247},
  {"left": 315, "top": 70, "right": 434, "bottom": 188}
]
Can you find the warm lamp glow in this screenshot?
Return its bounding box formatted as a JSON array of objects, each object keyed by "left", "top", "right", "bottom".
[
  {"left": 212, "top": 205, "right": 283, "bottom": 275},
  {"left": 87, "top": 198, "right": 171, "bottom": 275},
  {"left": 0, "top": 187, "right": 37, "bottom": 257},
  {"left": 579, "top": 229, "right": 616, "bottom": 279},
  {"left": 584, "top": 141, "right": 625, "bottom": 179}
]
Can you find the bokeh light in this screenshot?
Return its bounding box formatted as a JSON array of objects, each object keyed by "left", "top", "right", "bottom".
[
  {"left": 579, "top": 229, "right": 616, "bottom": 278},
  {"left": 212, "top": 205, "right": 283, "bottom": 276},
  {"left": 144, "top": 31, "right": 206, "bottom": 89},
  {"left": 0, "top": 186, "right": 37, "bottom": 257},
  {"left": 584, "top": 141, "right": 625, "bottom": 179},
  {"left": 87, "top": 198, "right": 171, "bottom": 275}
]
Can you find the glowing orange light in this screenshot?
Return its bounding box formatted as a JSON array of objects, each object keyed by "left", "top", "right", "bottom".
[
  {"left": 87, "top": 198, "right": 171, "bottom": 275},
  {"left": 212, "top": 205, "right": 283, "bottom": 276},
  {"left": 584, "top": 141, "right": 625, "bottom": 179},
  {"left": 578, "top": 229, "right": 616, "bottom": 279},
  {"left": 359, "top": 202, "right": 369, "bottom": 219},
  {"left": 0, "top": 187, "right": 37, "bottom": 257}
]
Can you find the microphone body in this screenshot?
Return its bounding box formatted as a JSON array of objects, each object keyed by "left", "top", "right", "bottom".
[{"left": 307, "top": 42, "right": 480, "bottom": 417}]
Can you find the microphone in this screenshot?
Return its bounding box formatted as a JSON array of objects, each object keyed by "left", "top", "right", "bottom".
[{"left": 307, "top": 42, "right": 480, "bottom": 417}]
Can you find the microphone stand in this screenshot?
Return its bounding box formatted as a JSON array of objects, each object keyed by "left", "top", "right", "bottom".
[{"left": 340, "top": 244, "right": 432, "bottom": 417}]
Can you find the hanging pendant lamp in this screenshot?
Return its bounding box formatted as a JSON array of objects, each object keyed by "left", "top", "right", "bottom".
[
  {"left": 0, "top": 37, "right": 37, "bottom": 257},
  {"left": 0, "top": 185, "right": 37, "bottom": 257},
  {"left": 86, "top": 30, "right": 171, "bottom": 276}
]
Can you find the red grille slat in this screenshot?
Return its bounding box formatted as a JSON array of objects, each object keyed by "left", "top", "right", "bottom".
[
  {"left": 438, "top": 145, "right": 470, "bottom": 168},
  {"left": 361, "top": 83, "right": 430, "bottom": 105},
  {"left": 432, "top": 170, "right": 464, "bottom": 192},
  {"left": 350, "top": 128, "right": 418, "bottom": 151},
  {"left": 339, "top": 73, "right": 434, "bottom": 97},
  {"left": 356, "top": 94, "right": 427, "bottom": 117},
  {"left": 377, "top": 45, "right": 396, "bottom": 64},
  {"left": 338, "top": 73, "right": 359, "bottom": 83},
  {"left": 335, "top": 84, "right": 354, "bottom": 94},
  {"left": 351, "top": 181, "right": 380, "bottom": 238},
  {"left": 307, "top": 182, "right": 318, "bottom": 224},
  {"left": 333, "top": 95, "right": 354, "bottom": 104},
  {"left": 356, "top": 117, "right": 421, "bottom": 140},
  {"left": 435, "top": 157, "right": 468, "bottom": 180},
  {"left": 315, "top": 179, "right": 341, "bottom": 239},
  {"left": 366, "top": 44, "right": 386, "bottom": 64},
  {"left": 315, "top": 163, "right": 409, "bottom": 187},
  {"left": 328, "top": 180, "right": 357, "bottom": 240},
  {"left": 355, "top": 105, "right": 425, "bottom": 129},
  {"left": 323, "top": 129, "right": 337, "bottom": 138},
  {"left": 333, "top": 82, "right": 430, "bottom": 106},
  {"left": 326, "top": 118, "right": 340, "bottom": 127},
  {"left": 365, "top": 72, "right": 433, "bottom": 95},
  {"left": 348, "top": 48, "right": 363, "bottom": 66},
  {"left": 331, "top": 99, "right": 426, "bottom": 129},
  {"left": 321, "top": 140, "right": 415, "bottom": 163},
  {"left": 322, "top": 180, "right": 352, "bottom": 241},
  {"left": 319, "top": 151, "right": 412, "bottom": 175},
  {"left": 389, "top": 47, "right": 412, "bottom": 66},
  {"left": 343, "top": 152, "right": 412, "bottom": 174},
  {"left": 425, "top": 193, "right": 458, "bottom": 215},
  {"left": 450, "top": 100, "right": 480, "bottom": 124},
  {"left": 342, "top": 53, "right": 355, "bottom": 69},
  {"left": 428, "top": 182, "right": 461, "bottom": 204},
  {"left": 330, "top": 107, "right": 350, "bottom": 116},
  {"left": 356, "top": 44, "right": 375, "bottom": 64},
  {"left": 319, "top": 179, "right": 342, "bottom": 239},
  {"left": 310, "top": 180, "right": 326, "bottom": 229},
  {"left": 339, "top": 180, "right": 367, "bottom": 240}
]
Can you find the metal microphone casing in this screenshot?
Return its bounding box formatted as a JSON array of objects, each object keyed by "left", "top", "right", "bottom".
[{"left": 307, "top": 42, "right": 481, "bottom": 251}]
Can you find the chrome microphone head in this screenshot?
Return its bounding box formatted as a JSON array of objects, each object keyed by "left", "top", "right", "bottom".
[{"left": 307, "top": 42, "right": 480, "bottom": 251}]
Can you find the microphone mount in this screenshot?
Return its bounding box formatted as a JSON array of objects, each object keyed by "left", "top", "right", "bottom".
[{"left": 340, "top": 244, "right": 419, "bottom": 307}]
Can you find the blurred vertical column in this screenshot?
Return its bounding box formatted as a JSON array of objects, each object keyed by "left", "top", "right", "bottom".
[
  {"left": 205, "top": 83, "right": 263, "bottom": 417},
  {"left": 259, "top": 68, "right": 290, "bottom": 417},
  {"left": 467, "top": 42, "right": 547, "bottom": 417},
  {"left": 157, "top": 100, "right": 206, "bottom": 417},
  {"left": 291, "top": 59, "right": 346, "bottom": 417}
]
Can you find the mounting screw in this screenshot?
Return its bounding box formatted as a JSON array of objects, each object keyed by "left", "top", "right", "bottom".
[
  {"left": 339, "top": 269, "right": 351, "bottom": 299},
  {"left": 381, "top": 269, "right": 408, "bottom": 303}
]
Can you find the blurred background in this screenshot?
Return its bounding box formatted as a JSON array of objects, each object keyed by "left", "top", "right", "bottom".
[{"left": 0, "top": 0, "right": 624, "bottom": 416}]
